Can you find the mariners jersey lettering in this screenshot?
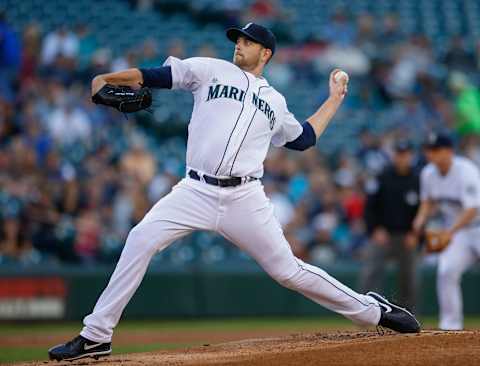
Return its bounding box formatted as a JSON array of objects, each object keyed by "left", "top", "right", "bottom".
[
  {"left": 163, "top": 56, "right": 302, "bottom": 178},
  {"left": 420, "top": 156, "right": 480, "bottom": 228},
  {"left": 206, "top": 84, "right": 246, "bottom": 103},
  {"left": 206, "top": 85, "right": 276, "bottom": 129}
]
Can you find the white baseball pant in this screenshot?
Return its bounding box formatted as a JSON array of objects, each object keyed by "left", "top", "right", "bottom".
[
  {"left": 437, "top": 227, "right": 480, "bottom": 330},
  {"left": 81, "top": 177, "right": 381, "bottom": 342}
]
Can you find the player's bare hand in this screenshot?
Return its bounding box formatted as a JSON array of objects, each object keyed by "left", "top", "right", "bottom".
[
  {"left": 329, "top": 69, "right": 348, "bottom": 101},
  {"left": 412, "top": 214, "right": 426, "bottom": 235},
  {"left": 91, "top": 75, "right": 107, "bottom": 96},
  {"left": 371, "top": 227, "right": 390, "bottom": 246},
  {"left": 404, "top": 231, "right": 418, "bottom": 249}
]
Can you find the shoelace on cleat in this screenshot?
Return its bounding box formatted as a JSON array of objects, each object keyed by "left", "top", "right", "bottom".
[{"left": 376, "top": 325, "right": 386, "bottom": 336}]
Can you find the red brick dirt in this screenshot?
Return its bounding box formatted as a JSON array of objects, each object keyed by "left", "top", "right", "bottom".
[{"left": 12, "top": 330, "right": 480, "bottom": 366}]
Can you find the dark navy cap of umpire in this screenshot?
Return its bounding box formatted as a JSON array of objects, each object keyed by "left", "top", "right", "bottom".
[
  {"left": 425, "top": 132, "right": 454, "bottom": 149},
  {"left": 226, "top": 23, "right": 276, "bottom": 55},
  {"left": 394, "top": 140, "right": 413, "bottom": 152}
]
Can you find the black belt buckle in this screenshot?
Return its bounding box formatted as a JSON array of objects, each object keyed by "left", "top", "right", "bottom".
[
  {"left": 203, "top": 174, "right": 240, "bottom": 187},
  {"left": 219, "top": 177, "right": 241, "bottom": 187},
  {"left": 188, "top": 169, "right": 254, "bottom": 187}
]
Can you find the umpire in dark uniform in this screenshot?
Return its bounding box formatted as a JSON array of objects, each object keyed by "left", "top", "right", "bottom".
[{"left": 360, "top": 140, "right": 420, "bottom": 311}]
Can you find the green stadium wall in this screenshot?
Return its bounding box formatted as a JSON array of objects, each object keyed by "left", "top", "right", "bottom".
[{"left": 0, "top": 264, "right": 479, "bottom": 320}]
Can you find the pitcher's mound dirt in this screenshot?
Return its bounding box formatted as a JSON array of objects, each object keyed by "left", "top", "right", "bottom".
[{"left": 23, "top": 330, "right": 480, "bottom": 366}]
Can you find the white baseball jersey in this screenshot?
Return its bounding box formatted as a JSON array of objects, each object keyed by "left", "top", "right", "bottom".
[
  {"left": 163, "top": 56, "right": 303, "bottom": 178},
  {"left": 420, "top": 156, "right": 480, "bottom": 228},
  {"left": 421, "top": 156, "right": 480, "bottom": 330}
]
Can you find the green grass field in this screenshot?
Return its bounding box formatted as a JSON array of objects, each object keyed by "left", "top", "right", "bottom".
[{"left": 1, "top": 316, "right": 479, "bottom": 364}]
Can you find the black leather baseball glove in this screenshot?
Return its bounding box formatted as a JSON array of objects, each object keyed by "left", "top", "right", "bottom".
[{"left": 92, "top": 84, "right": 152, "bottom": 113}]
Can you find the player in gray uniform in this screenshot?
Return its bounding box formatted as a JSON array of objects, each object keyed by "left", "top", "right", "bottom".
[{"left": 49, "top": 23, "right": 420, "bottom": 362}]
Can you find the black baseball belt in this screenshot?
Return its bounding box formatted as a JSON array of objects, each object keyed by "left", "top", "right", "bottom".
[{"left": 188, "top": 169, "right": 258, "bottom": 187}]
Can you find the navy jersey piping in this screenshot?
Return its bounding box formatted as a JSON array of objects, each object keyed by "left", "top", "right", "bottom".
[
  {"left": 228, "top": 85, "right": 268, "bottom": 176},
  {"left": 214, "top": 71, "right": 250, "bottom": 175}
]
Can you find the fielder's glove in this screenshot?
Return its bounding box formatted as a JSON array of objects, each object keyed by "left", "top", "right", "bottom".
[
  {"left": 425, "top": 230, "right": 451, "bottom": 253},
  {"left": 92, "top": 84, "right": 152, "bottom": 113}
]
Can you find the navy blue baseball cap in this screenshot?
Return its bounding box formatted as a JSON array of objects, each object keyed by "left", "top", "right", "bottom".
[
  {"left": 425, "top": 132, "right": 453, "bottom": 149},
  {"left": 226, "top": 22, "right": 276, "bottom": 55},
  {"left": 394, "top": 140, "right": 413, "bottom": 152}
]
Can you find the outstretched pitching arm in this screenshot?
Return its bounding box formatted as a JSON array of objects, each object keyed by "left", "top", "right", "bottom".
[
  {"left": 284, "top": 69, "right": 347, "bottom": 151},
  {"left": 306, "top": 69, "right": 347, "bottom": 139}
]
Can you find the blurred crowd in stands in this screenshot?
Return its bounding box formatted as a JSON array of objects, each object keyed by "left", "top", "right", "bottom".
[{"left": 1, "top": 0, "right": 480, "bottom": 267}]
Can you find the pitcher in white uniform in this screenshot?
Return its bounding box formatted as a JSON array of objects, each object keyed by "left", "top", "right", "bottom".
[
  {"left": 49, "top": 23, "right": 420, "bottom": 362},
  {"left": 413, "top": 133, "right": 480, "bottom": 330}
]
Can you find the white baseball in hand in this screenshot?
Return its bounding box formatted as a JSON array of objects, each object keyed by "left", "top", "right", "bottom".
[{"left": 334, "top": 70, "right": 349, "bottom": 84}]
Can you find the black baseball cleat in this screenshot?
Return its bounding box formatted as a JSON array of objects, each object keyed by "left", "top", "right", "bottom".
[
  {"left": 367, "top": 291, "right": 421, "bottom": 333},
  {"left": 48, "top": 335, "right": 111, "bottom": 361}
]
